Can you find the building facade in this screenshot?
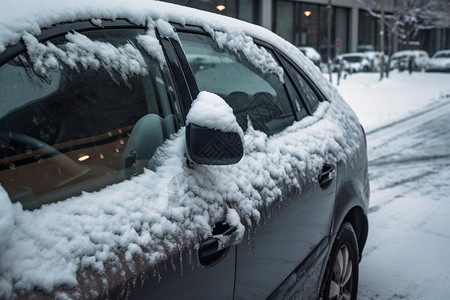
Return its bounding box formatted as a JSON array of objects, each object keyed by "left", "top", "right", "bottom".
[{"left": 170, "top": 0, "right": 449, "bottom": 57}]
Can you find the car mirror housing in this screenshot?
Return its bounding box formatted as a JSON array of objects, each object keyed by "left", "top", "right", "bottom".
[
  {"left": 186, "top": 123, "right": 244, "bottom": 165},
  {"left": 185, "top": 91, "right": 244, "bottom": 165}
]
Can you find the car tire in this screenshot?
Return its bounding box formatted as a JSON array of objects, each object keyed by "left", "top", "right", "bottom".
[{"left": 320, "top": 222, "right": 359, "bottom": 300}]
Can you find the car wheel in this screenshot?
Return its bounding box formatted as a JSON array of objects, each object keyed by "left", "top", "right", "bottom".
[{"left": 321, "top": 222, "right": 359, "bottom": 300}]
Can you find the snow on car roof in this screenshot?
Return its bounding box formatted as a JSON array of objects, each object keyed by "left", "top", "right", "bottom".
[
  {"left": 1, "top": 0, "right": 324, "bottom": 86},
  {"left": 0, "top": 0, "right": 362, "bottom": 298}
]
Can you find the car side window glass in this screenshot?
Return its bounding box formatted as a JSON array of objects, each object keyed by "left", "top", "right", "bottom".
[
  {"left": 0, "top": 28, "right": 181, "bottom": 210},
  {"left": 178, "top": 32, "right": 295, "bottom": 136},
  {"left": 283, "top": 77, "right": 309, "bottom": 120},
  {"left": 282, "top": 57, "right": 321, "bottom": 113}
]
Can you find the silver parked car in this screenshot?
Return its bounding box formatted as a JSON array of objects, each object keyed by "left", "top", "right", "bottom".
[
  {"left": 390, "top": 50, "right": 430, "bottom": 71},
  {"left": 334, "top": 53, "right": 371, "bottom": 73},
  {"left": 298, "top": 46, "right": 322, "bottom": 70},
  {"left": 0, "top": 1, "right": 369, "bottom": 299},
  {"left": 425, "top": 50, "right": 450, "bottom": 72}
]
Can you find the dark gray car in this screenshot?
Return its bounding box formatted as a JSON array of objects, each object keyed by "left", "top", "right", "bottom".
[{"left": 0, "top": 2, "right": 369, "bottom": 299}]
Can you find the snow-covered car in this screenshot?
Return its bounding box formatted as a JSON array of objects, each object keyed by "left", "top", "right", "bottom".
[
  {"left": 425, "top": 50, "right": 450, "bottom": 72},
  {"left": 362, "top": 51, "right": 388, "bottom": 72},
  {"left": 335, "top": 53, "right": 371, "bottom": 73},
  {"left": 0, "top": 1, "right": 369, "bottom": 299},
  {"left": 298, "top": 46, "right": 322, "bottom": 70},
  {"left": 390, "top": 50, "right": 430, "bottom": 71}
]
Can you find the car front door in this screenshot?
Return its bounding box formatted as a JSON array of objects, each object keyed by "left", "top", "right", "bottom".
[
  {"left": 0, "top": 23, "right": 237, "bottom": 299},
  {"left": 175, "top": 29, "right": 337, "bottom": 299}
]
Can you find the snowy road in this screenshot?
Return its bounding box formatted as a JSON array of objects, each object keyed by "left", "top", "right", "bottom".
[{"left": 358, "top": 97, "right": 450, "bottom": 299}]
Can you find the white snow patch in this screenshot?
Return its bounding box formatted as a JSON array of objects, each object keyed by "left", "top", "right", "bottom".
[
  {"left": 186, "top": 91, "right": 244, "bottom": 138},
  {"left": 22, "top": 31, "right": 149, "bottom": 81},
  {"left": 0, "top": 186, "right": 14, "bottom": 255},
  {"left": 213, "top": 31, "right": 285, "bottom": 82},
  {"left": 90, "top": 18, "right": 102, "bottom": 27}
]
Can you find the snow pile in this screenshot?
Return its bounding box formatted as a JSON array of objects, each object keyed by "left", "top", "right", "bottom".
[
  {"left": 212, "top": 31, "right": 285, "bottom": 82},
  {"left": 0, "top": 0, "right": 363, "bottom": 297},
  {"left": 137, "top": 19, "right": 178, "bottom": 69},
  {"left": 0, "top": 186, "right": 14, "bottom": 255},
  {"left": 23, "top": 31, "right": 149, "bottom": 81},
  {"left": 186, "top": 91, "right": 244, "bottom": 139}
]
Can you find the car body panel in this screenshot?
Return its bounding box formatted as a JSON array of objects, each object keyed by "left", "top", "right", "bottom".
[
  {"left": 426, "top": 50, "right": 450, "bottom": 72},
  {"left": 390, "top": 50, "right": 430, "bottom": 71}
]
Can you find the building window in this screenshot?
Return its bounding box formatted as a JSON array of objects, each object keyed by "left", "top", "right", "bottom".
[
  {"left": 170, "top": 0, "right": 258, "bottom": 24},
  {"left": 358, "top": 9, "right": 378, "bottom": 50},
  {"left": 275, "top": 1, "right": 349, "bottom": 60},
  {"left": 275, "top": 1, "right": 294, "bottom": 42},
  {"left": 335, "top": 7, "right": 349, "bottom": 55}
]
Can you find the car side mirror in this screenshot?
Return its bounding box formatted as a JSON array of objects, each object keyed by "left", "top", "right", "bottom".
[
  {"left": 186, "top": 123, "right": 243, "bottom": 165},
  {"left": 185, "top": 91, "right": 244, "bottom": 165}
]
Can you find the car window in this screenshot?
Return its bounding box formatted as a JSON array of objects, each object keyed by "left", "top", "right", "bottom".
[
  {"left": 281, "top": 57, "right": 320, "bottom": 113},
  {"left": 0, "top": 28, "right": 181, "bottom": 210},
  {"left": 178, "top": 32, "right": 295, "bottom": 135}
]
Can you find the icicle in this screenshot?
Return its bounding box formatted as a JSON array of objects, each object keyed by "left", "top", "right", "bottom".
[
  {"left": 139, "top": 272, "right": 146, "bottom": 288},
  {"left": 170, "top": 255, "right": 177, "bottom": 271},
  {"left": 188, "top": 248, "right": 193, "bottom": 268},
  {"left": 179, "top": 250, "right": 184, "bottom": 276},
  {"left": 251, "top": 227, "right": 257, "bottom": 254},
  {"left": 156, "top": 266, "right": 161, "bottom": 284}
]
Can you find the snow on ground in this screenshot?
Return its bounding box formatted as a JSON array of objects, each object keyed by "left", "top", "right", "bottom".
[
  {"left": 334, "top": 71, "right": 450, "bottom": 132},
  {"left": 334, "top": 71, "right": 450, "bottom": 299}
]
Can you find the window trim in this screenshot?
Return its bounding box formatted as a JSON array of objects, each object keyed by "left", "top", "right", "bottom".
[
  {"left": 174, "top": 28, "right": 301, "bottom": 134},
  {"left": 275, "top": 50, "right": 327, "bottom": 114}
]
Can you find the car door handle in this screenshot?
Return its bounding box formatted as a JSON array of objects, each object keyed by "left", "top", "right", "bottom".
[
  {"left": 198, "top": 224, "right": 238, "bottom": 267},
  {"left": 318, "top": 164, "right": 335, "bottom": 190}
]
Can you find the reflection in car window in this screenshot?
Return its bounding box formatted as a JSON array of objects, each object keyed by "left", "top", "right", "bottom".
[
  {"left": 0, "top": 28, "right": 180, "bottom": 210},
  {"left": 281, "top": 57, "right": 320, "bottom": 113},
  {"left": 178, "top": 32, "right": 295, "bottom": 135}
]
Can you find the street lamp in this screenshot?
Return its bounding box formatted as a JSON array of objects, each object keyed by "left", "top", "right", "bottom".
[{"left": 216, "top": 0, "right": 226, "bottom": 12}]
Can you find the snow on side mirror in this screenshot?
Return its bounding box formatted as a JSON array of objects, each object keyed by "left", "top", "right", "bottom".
[{"left": 185, "top": 91, "right": 244, "bottom": 165}]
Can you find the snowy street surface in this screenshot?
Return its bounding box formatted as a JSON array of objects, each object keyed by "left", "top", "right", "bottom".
[{"left": 335, "top": 72, "right": 450, "bottom": 299}]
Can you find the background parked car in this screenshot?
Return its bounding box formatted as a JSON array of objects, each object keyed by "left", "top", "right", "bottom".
[
  {"left": 0, "top": 1, "right": 369, "bottom": 299},
  {"left": 425, "top": 50, "right": 450, "bottom": 72},
  {"left": 390, "top": 50, "right": 430, "bottom": 71},
  {"left": 357, "top": 44, "right": 375, "bottom": 53},
  {"left": 362, "top": 51, "right": 389, "bottom": 72},
  {"left": 298, "top": 46, "right": 322, "bottom": 70},
  {"left": 334, "top": 53, "right": 371, "bottom": 73}
]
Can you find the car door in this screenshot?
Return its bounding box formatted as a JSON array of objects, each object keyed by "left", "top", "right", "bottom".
[
  {"left": 0, "top": 23, "right": 236, "bottom": 299},
  {"left": 175, "top": 29, "right": 337, "bottom": 299}
]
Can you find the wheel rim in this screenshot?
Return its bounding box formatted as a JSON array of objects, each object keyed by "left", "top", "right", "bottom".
[{"left": 329, "top": 245, "right": 353, "bottom": 300}]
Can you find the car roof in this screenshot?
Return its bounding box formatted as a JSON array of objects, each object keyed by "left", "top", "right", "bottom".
[{"left": 341, "top": 52, "right": 367, "bottom": 58}]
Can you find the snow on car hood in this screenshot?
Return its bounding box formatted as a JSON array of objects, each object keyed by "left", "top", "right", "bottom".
[{"left": 0, "top": 0, "right": 362, "bottom": 297}]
